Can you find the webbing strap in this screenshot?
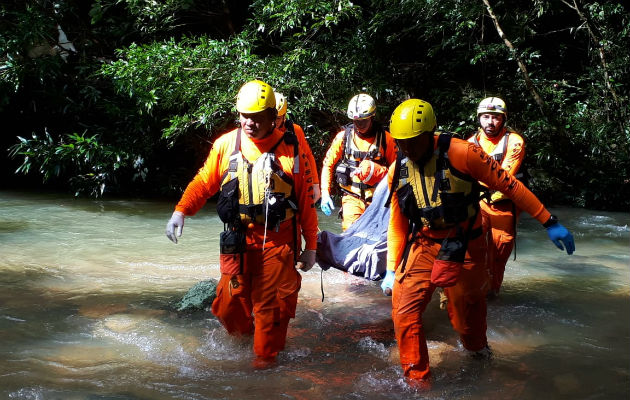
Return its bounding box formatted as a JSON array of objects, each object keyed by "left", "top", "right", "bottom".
[
  {"left": 432, "top": 133, "right": 452, "bottom": 202},
  {"left": 384, "top": 150, "right": 403, "bottom": 208}
]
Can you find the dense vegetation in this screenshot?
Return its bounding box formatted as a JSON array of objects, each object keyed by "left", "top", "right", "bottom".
[{"left": 1, "top": 0, "right": 628, "bottom": 210}]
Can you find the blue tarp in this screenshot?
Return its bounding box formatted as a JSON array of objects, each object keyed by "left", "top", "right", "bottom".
[{"left": 316, "top": 178, "right": 390, "bottom": 280}]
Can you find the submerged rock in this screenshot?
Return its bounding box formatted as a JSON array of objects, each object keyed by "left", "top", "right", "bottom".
[
  {"left": 177, "top": 279, "right": 218, "bottom": 312},
  {"left": 78, "top": 303, "right": 128, "bottom": 318}
]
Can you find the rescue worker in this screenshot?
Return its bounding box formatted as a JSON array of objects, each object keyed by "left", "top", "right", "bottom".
[
  {"left": 320, "top": 93, "right": 397, "bottom": 230},
  {"left": 381, "top": 99, "right": 575, "bottom": 388},
  {"left": 165, "top": 80, "right": 318, "bottom": 368},
  {"left": 274, "top": 92, "right": 321, "bottom": 203},
  {"left": 469, "top": 97, "right": 525, "bottom": 298}
]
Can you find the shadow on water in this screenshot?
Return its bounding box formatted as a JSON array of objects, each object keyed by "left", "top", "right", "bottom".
[
  {"left": 0, "top": 264, "right": 196, "bottom": 343},
  {"left": 0, "top": 220, "right": 29, "bottom": 233},
  {"left": 0, "top": 189, "right": 193, "bottom": 220}
]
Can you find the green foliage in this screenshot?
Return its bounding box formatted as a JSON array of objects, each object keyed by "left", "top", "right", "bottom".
[
  {"left": 1, "top": 0, "right": 197, "bottom": 196},
  {"left": 91, "top": 0, "right": 195, "bottom": 36},
  {"left": 515, "top": 1, "right": 630, "bottom": 208},
  {"left": 102, "top": 35, "right": 259, "bottom": 143},
  {"left": 0, "top": 2, "right": 65, "bottom": 102},
  {"left": 9, "top": 130, "right": 141, "bottom": 197},
  {"left": 100, "top": 0, "right": 388, "bottom": 156},
  {"left": 2, "top": 0, "right": 629, "bottom": 209}
]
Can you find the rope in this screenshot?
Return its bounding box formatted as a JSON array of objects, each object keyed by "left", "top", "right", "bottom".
[
  {"left": 320, "top": 268, "right": 325, "bottom": 302},
  {"left": 262, "top": 154, "right": 271, "bottom": 250}
]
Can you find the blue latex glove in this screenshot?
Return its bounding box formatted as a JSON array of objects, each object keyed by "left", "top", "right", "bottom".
[
  {"left": 546, "top": 222, "right": 575, "bottom": 255},
  {"left": 320, "top": 192, "right": 335, "bottom": 216},
  {"left": 381, "top": 270, "right": 395, "bottom": 296}
]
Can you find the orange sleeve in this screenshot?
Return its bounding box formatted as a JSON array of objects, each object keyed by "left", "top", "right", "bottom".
[
  {"left": 366, "top": 130, "right": 398, "bottom": 185},
  {"left": 174, "top": 131, "right": 234, "bottom": 215},
  {"left": 320, "top": 130, "right": 346, "bottom": 194},
  {"left": 449, "top": 140, "right": 551, "bottom": 224},
  {"left": 386, "top": 160, "right": 410, "bottom": 272},
  {"left": 294, "top": 123, "right": 319, "bottom": 185},
  {"left": 501, "top": 131, "right": 525, "bottom": 176}
]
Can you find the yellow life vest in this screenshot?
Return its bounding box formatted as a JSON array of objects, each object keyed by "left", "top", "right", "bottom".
[
  {"left": 334, "top": 124, "right": 388, "bottom": 201},
  {"left": 218, "top": 129, "right": 299, "bottom": 230},
  {"left": 389, "top": 132, "right": 481, "bottom": 231}
]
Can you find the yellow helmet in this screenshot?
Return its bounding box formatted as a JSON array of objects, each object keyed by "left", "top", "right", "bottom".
[
  {"left": 347, "top": 93, "right": 376, "bottom": 120},
  {"left": 236, "top": 80, "right": 276, "bottom": 113},
  {"left": 275, "top": 92, "right": 288, "bottom": 116},
  {"left": 477, "top": 97, "right": 507, "bottom": 117},
  {"left": 389, "top": 99, "right": 437, "bottom": 139}
]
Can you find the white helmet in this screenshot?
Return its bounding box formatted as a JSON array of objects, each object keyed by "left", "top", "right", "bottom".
[
  {"left": 275, "top": 92, "right": 288, "bottom": 116},
  {"left": 347, "top": 93, "right": 376, "bottom": 120},
  {"left": 477, "top": 97, "right": 507, "bottom": 117}
]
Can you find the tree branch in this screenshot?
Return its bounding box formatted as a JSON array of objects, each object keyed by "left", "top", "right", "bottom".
[
  {"left": 561, "top": 0, "right": 621, "bottom": 108},
  {"left": 481, "top": 0, "right": 550, "bottom": 122}
]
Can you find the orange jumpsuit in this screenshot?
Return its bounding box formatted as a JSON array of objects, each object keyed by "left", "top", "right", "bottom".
[
  {"left": 321, "top": 126, "right": 397, "bottom": 230},
  {"left": 387, "top": 137, "right": 549, "bottom": 383},
  {"left": 468, "top": 128, "right": 525, "bottom": 294},
  {"left": 175, "top": 127, "right": 318, "bottom": 361}
]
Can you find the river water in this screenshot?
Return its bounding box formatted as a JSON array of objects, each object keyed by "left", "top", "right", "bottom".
[{"left": 0, "top": 190, "right": 628, "bottom": 399}]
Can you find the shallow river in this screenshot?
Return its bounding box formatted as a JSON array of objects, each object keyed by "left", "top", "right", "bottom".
[{"left": 0, "top": 190, "right": 628, "bottom": 399}]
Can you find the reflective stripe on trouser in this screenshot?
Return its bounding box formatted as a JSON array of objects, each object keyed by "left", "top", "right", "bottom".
[
  {"left": 341, "top": 194, "right": 368, "bottom": 231},
  {"left": 211, "top": 243, "right": 301, "bottom": 359},
  {"left": 392, "top": 234, "right": 490, "bottom": 381},
  {"left": 480, "top": 200, "right": 519, "bottom": 293}
]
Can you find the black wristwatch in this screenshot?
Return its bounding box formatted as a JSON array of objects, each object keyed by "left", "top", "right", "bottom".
[{"left": 543, "top": 215, "right": 559, "bottom": 228}]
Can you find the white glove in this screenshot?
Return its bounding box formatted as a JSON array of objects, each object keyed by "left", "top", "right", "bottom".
[
  {"left": 381, "top": 270, "right": 395, "bottom": 296},
  {"left": 296, "top": 249, "right": 316, "bottom": 272},
  {"left": 320, "top": 192, "right": 335, "bottom": 216},
  {"left": 166, "top": 211, "right": 185, "bottom": 243}
]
